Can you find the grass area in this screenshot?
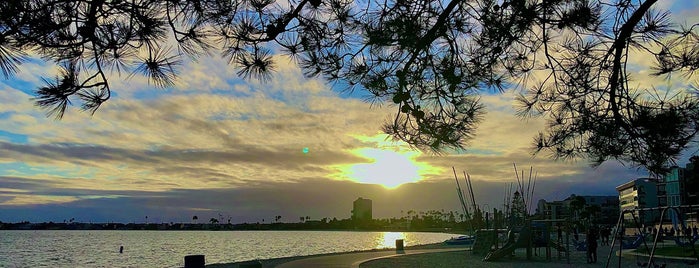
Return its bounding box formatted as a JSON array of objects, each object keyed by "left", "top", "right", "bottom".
[{"left": 634, "top": 245, "right": 699, "bottom": 258}]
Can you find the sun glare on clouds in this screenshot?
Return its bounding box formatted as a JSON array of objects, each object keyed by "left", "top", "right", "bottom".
[{"left": 333, "top": 134, "right": 442, "bottom": 189}]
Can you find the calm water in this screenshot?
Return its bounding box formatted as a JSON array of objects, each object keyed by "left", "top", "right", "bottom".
[{"left": 0, "top": 230, "right": 458, "bottom": 267}]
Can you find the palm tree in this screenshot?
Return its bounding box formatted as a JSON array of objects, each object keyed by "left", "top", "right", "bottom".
[{"left": 192, "top": 215, "right": 198, "bottom": 224}]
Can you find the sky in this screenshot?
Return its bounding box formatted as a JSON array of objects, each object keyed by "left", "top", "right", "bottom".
[{"left": 1, "top": 1, "right": 698, "bottom": 224}]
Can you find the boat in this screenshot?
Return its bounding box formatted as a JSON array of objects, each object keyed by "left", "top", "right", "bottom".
[{"left": 444, "top": 235, "right": 475, "bottom": 245}]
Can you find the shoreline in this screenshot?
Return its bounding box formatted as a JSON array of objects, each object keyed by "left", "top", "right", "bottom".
[{"left": 205, "top": 242, "right": 467, "bottom": 268}]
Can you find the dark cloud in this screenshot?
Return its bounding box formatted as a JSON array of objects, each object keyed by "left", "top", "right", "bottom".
[
  {"left": 0, "top": 165, "right": 647, "bottom": 223},
  {"left": 0, "top": 176, "right": 56, "bottom": 191},
  {"left": 0, "top": 140, "right": 365, "bottom": 175}
]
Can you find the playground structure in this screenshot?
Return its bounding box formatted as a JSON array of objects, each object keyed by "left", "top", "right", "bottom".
[
  {"left": 605, "top": 205, "right": 699, "bottom": 268},
  {"left": 480, "top": 219, "right": 570, "bottom": 262},
  {"left": 454, "top": 163, "right": 699, "bottom": 267},
  {"left": 453, "top": 164, "right": 571, "bottom": 263}
]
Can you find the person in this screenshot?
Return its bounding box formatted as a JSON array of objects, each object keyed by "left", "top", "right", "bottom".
[
  {"left": 119, "top": 245, "right": 124, "bottom": 254},
  {"left": 602, "top": 226, "right": 610, "bottom": 246},
  {"left": 557, "top": 225, "right": 563, "bottom": 243},
  {"left": 586, "top": 226, "right": 599, "bottom": 263},
  {"left": 574, "top": 226, "right": 580, "bottom": 241}
]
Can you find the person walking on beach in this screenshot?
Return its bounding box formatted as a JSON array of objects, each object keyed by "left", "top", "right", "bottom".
[{"left": 586, "top": 226, "right": 598, "bottom": 264}]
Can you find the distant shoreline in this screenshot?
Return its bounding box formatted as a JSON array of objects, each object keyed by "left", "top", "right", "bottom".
[{"left": 0, "top": 222, "right": 469, "bottom": 233}]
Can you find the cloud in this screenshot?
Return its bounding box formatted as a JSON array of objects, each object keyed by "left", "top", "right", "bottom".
[
  {"left": 0, "top": 163, "right": 644, "bottom": 223},
  {"left": 1, "top": 17, "right": 688, "bottom": 222}
]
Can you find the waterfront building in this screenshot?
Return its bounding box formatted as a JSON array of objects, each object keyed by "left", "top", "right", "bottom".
[
  {"left": 665, "top": 166, "right": 684, "bottom": 206},
  {"left": 352, "top": 197, "right": 372, "bottom": 221},
  {"left": 536, "top": 199, "right": 567, "bottom": 220},
  {"left": 616, "top": 178, "right": 659, "bottom": 226},
  {"left": 536, "top": 195, "right": 619, "bottom": 224},
  {"left": 661, "top": 158, "right": 699, "bottom": 224},
  {"left": 564, "top": 195, "right": 620, "bottom": 224}
]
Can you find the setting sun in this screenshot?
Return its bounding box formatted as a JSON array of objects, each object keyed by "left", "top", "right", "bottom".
[{"left": 334, "top": 135, "right": 441, "bottom": 189}]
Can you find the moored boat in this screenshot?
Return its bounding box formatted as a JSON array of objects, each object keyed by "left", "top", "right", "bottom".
[{"left": 444, "top": 235, "right": 475, "bottom": 245}]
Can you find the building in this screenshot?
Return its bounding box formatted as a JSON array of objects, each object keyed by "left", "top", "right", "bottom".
[
  {"left": 616, "top": 178, "right": 659, "bottom": 226},
  {"left": 352, "top": 197, "right": 372, "bottom": 221},
  {"left": 536, "top": 199, "right": 567, "bottom": 220},
  {"left": 661, "top": 158, "right": 699, "bottom": 224},
  {"left": 662, "top": 158, "right": 699, "bottom": 207},
  {"left": 564, "top": 195, "right": 620, "bottom": 224},
  {"left": 685, "top": 157, "right": 699, "bottom": 206},
  {"left": 665, "top": 166, "right": 684, "bottom": 207},
  {"left": 536, "top": 195, "right": 619, "bottom": 224}
]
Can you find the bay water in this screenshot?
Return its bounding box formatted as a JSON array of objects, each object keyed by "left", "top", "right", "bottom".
[{"left": 0, "top": 230, "right": 458, "bottom": 267}]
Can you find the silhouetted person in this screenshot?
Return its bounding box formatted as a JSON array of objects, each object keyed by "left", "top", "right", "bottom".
[
  {"left": 600, "top": 226, "right": 609, "bottom": 246},
  {"left": 557, "top": 225, "right": 563, "bottom": 243},
  {"left": 586, "top": 226, "right": 598, "bottom": 263},
  {"left": 120, "top": 246, "right": 124, "bottom": 254},
  {"left": 573, "top": 227, "right": 579, "bottom": 241}
]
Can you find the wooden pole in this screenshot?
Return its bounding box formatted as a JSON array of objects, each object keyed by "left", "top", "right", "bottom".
[
  {"left": 465, "top": 172, "right": 477, "bottom": 215},
  {"left": 452, "top": 167, "right": 471, "bottom": 220}
]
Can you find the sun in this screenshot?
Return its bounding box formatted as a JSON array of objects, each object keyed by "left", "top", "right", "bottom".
[{"left": 335, "top": 135, "right": 441, "bottom": 189}]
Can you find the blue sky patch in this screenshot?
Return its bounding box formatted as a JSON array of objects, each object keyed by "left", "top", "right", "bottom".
[{"left": 0, "top": 130, "right": 28, "bottom": 144}]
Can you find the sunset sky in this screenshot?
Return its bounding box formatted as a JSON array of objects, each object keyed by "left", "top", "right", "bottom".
[{"left": 1, "top": 1, "right": 698, "bottom": 224}]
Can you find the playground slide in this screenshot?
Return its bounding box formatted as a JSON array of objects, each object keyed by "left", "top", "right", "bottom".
[
  {"left": 483, "top": 229, "right": 531, "bottom": 262},
  {"left": 548, "top": 239, "right": 567, "bottom": 252},
  {"left": 483, "top": 242, "right": 517, "bottom": 261},
  {"left": 572, "top": 239, "right": 586, "bottom": 251}
]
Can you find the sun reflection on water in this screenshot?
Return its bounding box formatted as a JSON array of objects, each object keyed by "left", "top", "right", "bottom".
[{"left": 375, "top": 232, "right": 406, "bottom": 249}]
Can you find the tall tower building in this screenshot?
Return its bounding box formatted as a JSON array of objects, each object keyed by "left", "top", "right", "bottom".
[{"left": 352, "top": 197, "right": 372, "bottom": 221}]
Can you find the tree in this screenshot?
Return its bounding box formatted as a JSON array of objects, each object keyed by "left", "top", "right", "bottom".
[
  {"left": 568, "top": 195, "right": 586, "bottom": 221},
  {"left": 2, "top": 0, "right": 698, "bottom": 173},
  {"left": 509, "top": 191, "right": 526, "bottom": 226},
  {"left": 192, "top": 215, "right": 198, "bottom": 224},
  {"left": 209, "top": 217, "right": 218, "bottom": 224},
  {"left": 582, "top": 204, "right": 601, "bottom": 223}
]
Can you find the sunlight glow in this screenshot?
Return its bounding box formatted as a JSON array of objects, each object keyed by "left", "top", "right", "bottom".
[
  {"left": 376, "top": 232, "right": 406, "bottom": 249},
  {"left": 333, "top": 134, "right": 442, "bottom": 189}
]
